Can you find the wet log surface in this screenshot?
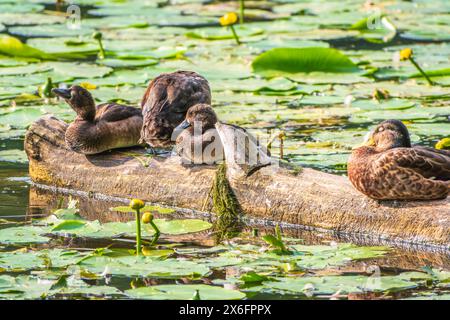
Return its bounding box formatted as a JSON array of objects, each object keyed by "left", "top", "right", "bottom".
[{"left": 25, "top": 116, "right": 449, "bottom": 249}]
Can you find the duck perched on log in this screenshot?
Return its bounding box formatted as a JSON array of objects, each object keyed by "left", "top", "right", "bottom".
[
  {"left": 348, "top": 119, "right": 450, "bottom": 200},
  {"left": 52, "top": 86, "right": 143, "bottom": 155},
  {"left": 174, "top": 104, "right": 271, "bottom": 176},
  {"left": 140, "top": 71, "right": 211, "bottom": 148},
  {"left": 174, "top": 103, "right": 223, "bottom": 165}
]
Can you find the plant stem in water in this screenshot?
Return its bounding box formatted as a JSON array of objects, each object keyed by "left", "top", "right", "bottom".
[
  {"left": 409, "top": 57, "right": 434, "bottom": 86},
  {"left": 230, "top": 25, "right": 241, "bottom": 45},
  {"left": 135, "top": 209, "right": 142, "bottom": 255},
  {"left": 149, "top": 220, "right": 160, "bottom": 246},
  {"left": 97, "top": 39, "right": 105, "bottom": 59}
]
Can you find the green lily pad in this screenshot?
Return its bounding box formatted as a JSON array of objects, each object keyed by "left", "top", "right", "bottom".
[
  {"left": 0, "top": 275, "right": 54, "bottom": 300},
  {"left": 0, "top": 226, "right": 50, "bottom": 245},
  {"left": 44, "top": 61, "right": 113, "bottom": 78},
  {"left": 125, "top": 284, "right": 245, "bottom": 300},
  {"left": 97, "top": 58, "right": 158, "bottom": 68},
  {"left": 253, "top": 47, "right": 362, "bottom": 76},
  {"left": 80, "top": 255, "right": 210, "bottom": 279},
  {"left": 186, "top": 26, "right": 264, "bottom": 40},
  {"left": 9, "top": 24, "right": 94, "bottom": 38},
  {"left": 0, "top": 3, "right": 44, "bottom": 14},
  {"left": 261, "top": 274, "right": 418, "bottom": 296},
  {"left": 0, "top": 13, "right": 65, "bottom": 26}
]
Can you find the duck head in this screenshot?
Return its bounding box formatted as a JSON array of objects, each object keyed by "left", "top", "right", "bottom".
[
  {"left": 175, "top": 104, "right": 218, "bottom": 133},
  {"left": 364, "top": 119, "right": 411, "bottom": 151},
  {"left": 52, "top": 85, "right": 96, "bottom": 121}
]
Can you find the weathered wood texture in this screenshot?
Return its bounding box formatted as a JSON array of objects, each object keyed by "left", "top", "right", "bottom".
[{"left": 25, "top": 116, "right": 449, "bottom": 248}]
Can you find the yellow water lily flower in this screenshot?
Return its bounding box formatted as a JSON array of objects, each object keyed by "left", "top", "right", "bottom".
[
  {"left": 399, "top": 48, "right": 413, "bottom": 61},
  {"left": 141, "top": 212, "right": 154, "bottom": 224},
  {"left": 219, "top": 12, "right": 238, "bottom": 26},
  {"left": 129, "top": 198, "right": 145, "bottom": 211}
]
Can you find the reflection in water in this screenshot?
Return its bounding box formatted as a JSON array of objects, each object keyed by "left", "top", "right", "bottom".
[
  {"left": 28, "top": 184, "right": 450, "bottom": 270},
  {"left": 0, "top": 165, "right": 30, "bottom": 219}
]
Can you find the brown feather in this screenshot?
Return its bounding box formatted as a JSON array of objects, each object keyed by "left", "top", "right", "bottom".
[
  {"left": 348, "top": 119, "right": 450, "bottom": 201},
  {"left": 140, "top": 70, "right": 211, "bottom": 148}
]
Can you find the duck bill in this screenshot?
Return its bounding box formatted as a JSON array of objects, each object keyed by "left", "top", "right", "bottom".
[
  {"left": 52, "top": 88, "right": 71, "bottom": 100},
  {"left": 175, "top": 120, "right": 191, "bottom": 131}
]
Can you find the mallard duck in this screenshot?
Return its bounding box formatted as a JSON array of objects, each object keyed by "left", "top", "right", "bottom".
[
  {"left": 348, "top": 119, "right": 450, "bottom": 200},
  {"left": 140, "top": 70, "right": 211, "bottom": 148},
  {"left": 52, "top": 86, "right": 143, "bottom": 155},
  {"left": 174, "top": 104, "right": 271, "bottom": 175}
]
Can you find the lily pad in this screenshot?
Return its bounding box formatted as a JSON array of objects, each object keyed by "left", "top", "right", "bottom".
[
  {"left": 80, "top": 256, "right": 210, "bottom": 279},
  {"left": 0, "top": 226, "right": 50, "bottom": 245},
  {"left": 261, "top": 275, "right": 418, "bottom": 296},
  {"left": 125, "top": 284, "right": 245, "bottom": 300},
  {"left": 186, "top": 26, "right": 264, "bottom": 40}
]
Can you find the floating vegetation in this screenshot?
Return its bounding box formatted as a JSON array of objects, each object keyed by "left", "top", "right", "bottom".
[{"left": 0, "top": 0, "right": 449, "bottom": 300}]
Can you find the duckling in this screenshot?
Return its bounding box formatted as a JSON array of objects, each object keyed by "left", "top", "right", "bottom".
[
  {"left": 348, "top": 119, "right": 450, "bottom": 200},
  {"left": 140, "top": 71, "right": 211, "bottom": 148},
  {"left": 174, "top": 104, "right": 224, "bottom": 165},
  {"left": 174, "top": 104, "right": 271, "bottom": 176},
  {"left": 52, "top": 85, "right": 143, "bottom": 155}
]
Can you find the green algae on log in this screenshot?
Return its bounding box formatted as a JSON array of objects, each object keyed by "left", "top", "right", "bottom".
[{"left": 24, "top": 116, "right": 450, "bottom": 249}]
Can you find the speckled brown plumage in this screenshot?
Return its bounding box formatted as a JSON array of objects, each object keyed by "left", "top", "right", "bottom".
[
  {"left": 52, "top": 86, "right": 143, "bottom": 155},
  {"left": 348, "top": 119, "right": 450, "bottom": 200},
  {"left": 140, "top": 70, "right": 211, "bottom": 148}
]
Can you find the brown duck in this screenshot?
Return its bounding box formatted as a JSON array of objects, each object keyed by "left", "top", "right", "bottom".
[
  {"left": 174, "top": 103, "right": 224, "bottom": 165},
  {"left": 140, "top": 70, "right": 211, "bottom": 148},
  {"left": 348, "top": 119, "right": 450, "bottom": 200},
  {"left": 174, "top": 104, "right": 271, "bottom": 175},
  {"left": 52, "top": 85, "right": 143, "bottom": 155}
]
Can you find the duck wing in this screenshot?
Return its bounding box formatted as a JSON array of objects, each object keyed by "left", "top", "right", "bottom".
[
  {"left": 140, "top": 71, "right": 211, "bottom": 146},
  {"left": 368, "top": 148, "right": 449, "bottom": 200},
  {"left": 414, "top": 145, "right": 450, "bottom": 157},
  {"left": 375, "top": 147, "right": 450, "bottom": 181},
  {"left": 96, "top": 103, "right": 142, "bottom": 123}
]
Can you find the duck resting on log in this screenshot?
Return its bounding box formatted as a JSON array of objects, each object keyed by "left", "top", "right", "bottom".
[
  {"left": 174, "top": 103, "right": 271, "bottom": 176},
  {"left": 348, "top": 119, "right": 450, "bottom": 201},
  {"left": 52, "top": 86, "right": 143, "bottom": 155}
]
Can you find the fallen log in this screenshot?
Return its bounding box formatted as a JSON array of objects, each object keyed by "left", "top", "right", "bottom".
[{"left": 25, "top": 116, "right": 449, "bottom": 249}]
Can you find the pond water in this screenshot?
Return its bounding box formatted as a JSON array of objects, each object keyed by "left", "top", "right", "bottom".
[{"left": 0, "top": 0, "right": 449, "bottom": 300}]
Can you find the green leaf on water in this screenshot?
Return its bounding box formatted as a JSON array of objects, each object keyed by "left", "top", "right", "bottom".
[
  {"left": 0, "top": 226, "right": 50, "bottom": 245},
  {"left": 252, "top": 47, "right": 362, "bottom": 77},
  {"left": 0, "top": 38, "right": 48, "bottom": 62},
  {"left": 240, "top": 271, "right": 270, "bottom": 284},
  {"left": 125, "top": 284, "right": 245, "bottom": 300},
  {"left": 186, "top": 26, "right": 264, "bottom": 40},
  {"left": 51, "top": 220, "right": 87, "bottom": 232},
  {"left": 79, "top": 256, "right": 210, "bottom": 279},
  {"left": 260, "top": 274, "right": 418, "bottom": 296}
]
